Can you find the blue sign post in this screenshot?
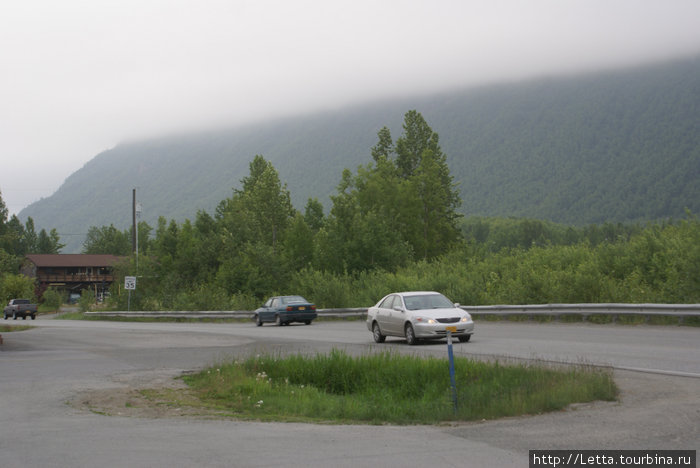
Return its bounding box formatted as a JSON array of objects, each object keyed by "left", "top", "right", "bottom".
[{"left": 446, "top": 328, "right": 458, "bottom": 415}]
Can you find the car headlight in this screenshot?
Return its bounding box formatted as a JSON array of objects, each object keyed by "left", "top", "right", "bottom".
[
  {"left": 461, "top": 315, "right": 472, "bottom": 322},
  {"left": 415, "top": 317, "right": 437, "bottom": 324}
]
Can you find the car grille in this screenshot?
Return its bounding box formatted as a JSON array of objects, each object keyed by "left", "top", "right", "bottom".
[{"left": 436, "top": 317, "right": 460, "bottom": 324}]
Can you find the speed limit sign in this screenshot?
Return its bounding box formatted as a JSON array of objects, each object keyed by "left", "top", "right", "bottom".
[{"left": 124, "top": 276, "right": 137, "bottom": 290}]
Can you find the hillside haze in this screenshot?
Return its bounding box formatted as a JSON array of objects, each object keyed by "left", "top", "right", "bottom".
[{"left": 20, "top": 56, "right": 700, "bottom": 253}]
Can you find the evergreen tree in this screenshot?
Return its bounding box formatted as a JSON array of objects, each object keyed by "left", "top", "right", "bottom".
[
  {"left": 36, "top": 228, "right": 65, "bottom": 254},
  {"left": 22, "top": 217, "right": 38, "bottom": 253},
  {"left": 371, "top": 126, "right": 393, "bottom": 163}
]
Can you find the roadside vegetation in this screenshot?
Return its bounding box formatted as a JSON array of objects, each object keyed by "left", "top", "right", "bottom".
[{"left": 149, "top": 350, "right": 617, "bottom": 424}]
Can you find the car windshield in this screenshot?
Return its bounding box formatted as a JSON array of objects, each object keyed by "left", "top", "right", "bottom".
[
  {"left": 403, "top": 294, "right": 454, "bottom": 310},
  {"left": 281, "top": 296, "right": 308, "bottom": 304}
]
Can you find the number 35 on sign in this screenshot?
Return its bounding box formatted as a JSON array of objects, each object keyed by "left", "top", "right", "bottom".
[{"left": 124, "top": 276, "right": 137, "bottom": 290}]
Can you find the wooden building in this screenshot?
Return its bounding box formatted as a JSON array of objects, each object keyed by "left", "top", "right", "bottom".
[{"left": 22, "top": 254, "right": 125, "bottom": 300}]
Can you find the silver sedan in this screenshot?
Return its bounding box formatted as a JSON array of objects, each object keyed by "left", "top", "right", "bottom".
[{"left": 366, "top": 291, "right": 474, "bottom": 345}]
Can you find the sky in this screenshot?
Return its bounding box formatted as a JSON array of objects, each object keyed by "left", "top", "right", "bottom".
[{"left": 1, "top": 0, "right": 699, "bottom": 217}]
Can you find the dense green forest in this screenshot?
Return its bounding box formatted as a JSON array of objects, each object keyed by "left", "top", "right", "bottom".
[
  {"left": 19, "top": 56, "right": 700, "bottom": 253},
  {"left": 63, "top": 112, "right": 700, "bottom": 309}
]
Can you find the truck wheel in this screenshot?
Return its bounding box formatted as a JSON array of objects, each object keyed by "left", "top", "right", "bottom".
[{"left": 31, "top": 314, "right": 36, "bottom": 320}]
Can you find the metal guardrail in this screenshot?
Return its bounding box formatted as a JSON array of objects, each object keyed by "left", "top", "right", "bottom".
[
  {"left": 84, "top": 304, "right": 700, "bottom": 321},
  {"left": 462, "top": 303, "right": 700, "bottom": 317}
]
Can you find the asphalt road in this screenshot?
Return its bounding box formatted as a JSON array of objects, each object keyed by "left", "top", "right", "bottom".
[{"left": 1, "top": 318, "right": 698, "bottom": 467}]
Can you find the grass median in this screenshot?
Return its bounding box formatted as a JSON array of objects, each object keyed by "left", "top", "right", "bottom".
[{"left": 147, "top": 349, "right": 617, "bottom": 425}]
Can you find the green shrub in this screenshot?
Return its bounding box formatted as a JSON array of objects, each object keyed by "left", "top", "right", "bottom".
[
  {"left": 41, "top": 287, "right": 66, "bottom": 310},
  {"left": 0, "top": 274, "right": 36, "bottom": 302},
  {"left": 78, "top": 289, "right": 96, "bottom": 312}
]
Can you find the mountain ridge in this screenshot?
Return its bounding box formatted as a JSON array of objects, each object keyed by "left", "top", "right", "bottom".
[{"left": 19, "top": 56, "right": 700, "bottom": 252}]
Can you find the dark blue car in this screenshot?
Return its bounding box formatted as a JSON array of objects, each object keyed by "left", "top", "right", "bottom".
[{"left": 254, "top": 295, "right": 317, "bottom": 326}]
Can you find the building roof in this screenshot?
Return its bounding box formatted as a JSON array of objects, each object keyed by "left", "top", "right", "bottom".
[{"left": 25, "top": 254, "right": 125, "bottom": 268}]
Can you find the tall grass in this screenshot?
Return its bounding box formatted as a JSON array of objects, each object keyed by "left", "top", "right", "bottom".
[{"left": 182, "top": 349, "right": 617, "bottom": 424}]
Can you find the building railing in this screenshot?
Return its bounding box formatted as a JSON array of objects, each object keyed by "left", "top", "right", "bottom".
[{"left": 37, "top": 274, "right": 115, "bottom": 283}]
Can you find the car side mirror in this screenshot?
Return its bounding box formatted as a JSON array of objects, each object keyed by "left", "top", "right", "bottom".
[{"left": 454, "top": 303, "right": 461, "bottom": 308}]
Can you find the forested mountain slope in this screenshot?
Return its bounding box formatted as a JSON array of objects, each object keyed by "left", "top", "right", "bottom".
[{"left": 20, "top": 56, "right": 700, "bottom": 252}]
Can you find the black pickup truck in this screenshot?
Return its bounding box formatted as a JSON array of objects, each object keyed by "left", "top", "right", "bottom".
[{"left": 4, "top": 299, "right": 38, "bottom": 320}]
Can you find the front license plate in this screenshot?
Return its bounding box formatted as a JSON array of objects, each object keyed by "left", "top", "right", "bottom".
[{"left": 445, "top": 326, "right": 457, "bottom": 332}]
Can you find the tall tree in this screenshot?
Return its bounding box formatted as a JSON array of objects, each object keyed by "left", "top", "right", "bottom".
[
  {"left": 2, "top": 215, "right": 25, "bottom": 256},
  {"left": 394, "top": 110, "right": 443, "bottom": 179},
  {"left": 371, "top": 126, "right": 393, "bottom": 163},
  {"left": 410, "top": 149, "right": 461, "bottom": 258},
  {"left": 325, "top": 110, "right": 462, "bottom": 267},
  {"left": 215, "top": 156, "right": 295, "bottom": 296},
  {"left": 234, "top": 155, "right": 294, "bottom": 251},
  {"left": 22, "top": 217, "right": 38, "bottom": 253},
  {"left": 36, "top": 228, "right": 65, "bottom": 254}
]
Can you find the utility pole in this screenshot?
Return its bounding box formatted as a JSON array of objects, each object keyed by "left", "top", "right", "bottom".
[{"left": 132, "top": 188, "right": 137, "bottom": 254}]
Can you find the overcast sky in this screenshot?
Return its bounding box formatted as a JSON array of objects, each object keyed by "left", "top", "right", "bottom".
[{"left": 1, "top": 0, "right": 699, "bottom": 216}]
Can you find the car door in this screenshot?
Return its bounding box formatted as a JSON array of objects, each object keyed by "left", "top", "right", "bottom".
[
  {"left": 258, "top": 298, "right": 275, "bottom": 322},
  {"left": 375, "top": 295, "right": 397, "bottom": 336},
  {"left": 270, "top": 297, "right": 284, "bottom": 320},
  {"left": 386, "top": 295, "right": 407, "bottom": 335}
]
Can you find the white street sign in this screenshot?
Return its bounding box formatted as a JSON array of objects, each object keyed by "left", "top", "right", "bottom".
[{"left": 124, "top": 276, "right": 137, "bottom": 290}]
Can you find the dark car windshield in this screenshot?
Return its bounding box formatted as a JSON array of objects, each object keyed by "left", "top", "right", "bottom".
[{"left": 403, "top": 294, "right": 454, "bottom": 310}]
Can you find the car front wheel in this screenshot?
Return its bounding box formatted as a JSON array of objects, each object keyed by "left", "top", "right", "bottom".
[
  {"left": 255, "top": 315, "right": 263, "bottom": 327},
  {"left": 372, "top": 322, "right": 386, "bottom": 343},
  {"left": 405, "top": 323, "right": 418, "bottom": 345}
]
